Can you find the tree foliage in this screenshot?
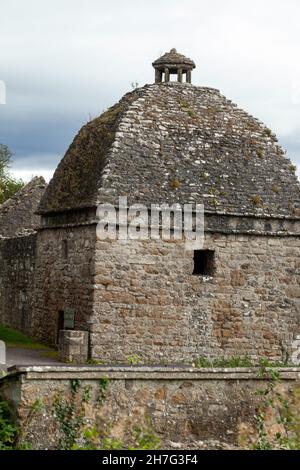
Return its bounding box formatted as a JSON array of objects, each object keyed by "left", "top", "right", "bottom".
[{"left": 0, "top": 144, "right": 24, "bottom": 204}]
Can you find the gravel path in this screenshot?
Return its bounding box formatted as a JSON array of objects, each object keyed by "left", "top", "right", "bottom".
[{"left": 5, "top": 347, "right": 61, "bottom": 367}]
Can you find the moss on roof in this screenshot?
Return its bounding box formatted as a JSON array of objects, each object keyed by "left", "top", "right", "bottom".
[
  {"left": 38, "top": 83, "right": 300, "bottom": 218},
  {"left": 38, "top": 92, "right": 139, "bottom": 214}
]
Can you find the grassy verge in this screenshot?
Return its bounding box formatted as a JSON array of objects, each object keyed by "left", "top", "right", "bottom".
[{"left": 0, "top": 324, "right": 50, "bottom": 350}]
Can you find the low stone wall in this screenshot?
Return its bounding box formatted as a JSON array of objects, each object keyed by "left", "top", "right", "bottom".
[{"left": 0, "top": 366, "right": 300, "bottom": 449}]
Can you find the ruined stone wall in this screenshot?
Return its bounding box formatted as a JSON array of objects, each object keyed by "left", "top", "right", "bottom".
[
  {"left": 31, "top": 224, "right": 96, "bottom": 346},
  {"left": 0, "top": 234, "right": 36, "bottom": 333},
  {"left": 91, "top": 232, "right": 300, "bottom": 363},
  {"left": 1, "top": 366, "right": 299, "bottom": 449},
  {"left": 0, "top": 177, "right": 46, "bottom": 238}
]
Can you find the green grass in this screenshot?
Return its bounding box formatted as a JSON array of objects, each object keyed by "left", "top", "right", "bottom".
[
  {"left": 0, "top": 324, "right": 50, "bottom": 350},
  {"left": 194, "top": 356, "right": 254, "bottom": 368},
  {"left": 42, "top": 350, "right": 60, "bottom": 360}
]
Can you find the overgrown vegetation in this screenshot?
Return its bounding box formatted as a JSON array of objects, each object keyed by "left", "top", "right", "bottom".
[
  {"left": 250, "top": 365, "right": 300, "bottom": 450},
  {"left": 0, "top": 399, "right": 18, "bottom": 449},
  {"left": 271, "top": 185, "right": 280, "bottom": 194},
  {"left": 263, "top": 128, "right": 273, "bottom": 138},
  {"left": 0, "top": 396, "right": 42, "bottom": 450},
  {"left": 194, "top": 356, "right": 299, "bottom": 369},
  {"left": 194, "top": 355, "right": 254, "bottom": 368},
  {"left": 169, "top": 179, "right": 182, "bottom": 190},
  {"left": 127, "top": 354, "right": 143, "bottom": 366},
  {"left": 73, "top": 423, "right": 161, "bottom": 450},
  {"left": 179, "top": 100, "right": 197, "bottom": 119},
  {"left": 0, "top": 144, "right": 24, "bottom": 204},
  {"left": 98, "top": 377, "right": 110, "bottom": 405},
  {"left": 86, "top": 358, "right": 105, "bottom": 365},
  {"left": 53, "top": 379, "right": 87, "bottom": 450},
  {"left": 257, "top": 148, "right": 265, "bottom": 159},
  {"left": 52, "top": 378, "right": 160, "bottom": 450},
  {"left": 130, "top": 81, "right": 139, "bottom": 90},
  {"left": 39, "top": 100, "right": 127, "bottom": 213},
  {"left": 251, "top": 195, "right": 263, "bottom": 206}
]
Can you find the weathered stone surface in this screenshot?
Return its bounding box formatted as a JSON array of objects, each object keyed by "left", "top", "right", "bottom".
[
  {"left": 152, "top": 48, "right": 196, "bottom": 69},
  {"left": 31, "top": 225, "right": 96, "bottom": 345},
  {"left": 0, "top": 235, "right": 36, "bottom": 333},
  {"left": 58, "top": 330, "right": 89, "bottom": 363},
  {"left": 152, "top": 48, "right": 196, "bottom": 84},
  {"left": 88, "top": 234, "right": 300, "bottom": 363},
  {"left": 0, "top": 177, "right": 46, "bottom": 238},
  {"left": 0, "top": 366, "right": 299, "bottom": 450},
  {"left": 38, "top": 83, "right": 300, "bottom": 218},
  {"left": 0, "top": 178, "right": 47, "bottom": 333},
  {"left": 29, "top": 224, "right": 300, "bottom": 362}
]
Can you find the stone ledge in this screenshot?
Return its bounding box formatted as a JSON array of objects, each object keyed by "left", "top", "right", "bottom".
[{"left": 3, "top": 365, "right": 300, "bottom": 381}]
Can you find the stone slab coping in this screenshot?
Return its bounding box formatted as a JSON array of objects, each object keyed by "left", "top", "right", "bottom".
[{"left": 1, "top": 365, "right": 300, "bottom": 381}]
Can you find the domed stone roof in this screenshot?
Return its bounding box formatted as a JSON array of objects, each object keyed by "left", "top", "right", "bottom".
[
  {"left": 38, "top": 82, "right": 300, "bottom": 218},
  {"left": 152, "top": 48, "right": 196, "bottom": 84},
  {"left": 152, "top": 48, "right": 196, "bottom": 69}
]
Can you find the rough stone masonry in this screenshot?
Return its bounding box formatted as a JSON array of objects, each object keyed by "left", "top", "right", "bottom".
[
  {"left": 1, "top": 365, "right": 300, "bottom": 449},
  {"left": 0, "top": 49, "right": 299, "bottom": 364}
]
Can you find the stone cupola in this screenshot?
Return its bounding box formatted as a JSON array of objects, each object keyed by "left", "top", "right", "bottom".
[{"left": 152, "top": 48, "right": 196, "bottom": 84}]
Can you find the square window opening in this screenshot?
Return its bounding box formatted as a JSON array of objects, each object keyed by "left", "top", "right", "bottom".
[{"left": 193, "top": 250, "right": 215, "bottom": 276}]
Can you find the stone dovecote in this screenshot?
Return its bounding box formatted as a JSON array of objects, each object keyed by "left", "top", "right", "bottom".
[{"left": 1, "top": 51, "right": 300, "bottom": 364}]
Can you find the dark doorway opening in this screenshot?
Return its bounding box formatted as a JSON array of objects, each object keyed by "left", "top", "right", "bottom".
[{"left": 57, "top": 310, "right": 64, "bottom": 345}]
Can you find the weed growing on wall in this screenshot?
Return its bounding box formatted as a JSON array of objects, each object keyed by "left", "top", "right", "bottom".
[
  {"left": 53, "top": 379, "right": 89, "bottom": 450},
  {"left": 250, "top": 365, "right": 300, "bottom": 450},
  {"left": 51, "top": 377, "right": 161, "bottom": 451}
]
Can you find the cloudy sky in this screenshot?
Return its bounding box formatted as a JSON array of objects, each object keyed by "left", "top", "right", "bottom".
[{"left": 0, "top": 0, "right": 299, "bottom": 182}]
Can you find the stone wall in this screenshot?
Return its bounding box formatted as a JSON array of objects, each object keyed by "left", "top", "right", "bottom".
[
  {"left": 0, "top": 234, "right": 36, "bottom": 333},
  {"left": 1, "top": 366, "right": 300, "bottom": 449},
  {"left": 32, "top": 211, "right": 300, "bottom": 362},
  {"left": 0, "top": 177, "right": 46, "bottom": 238},
  {"left": 0, "top": 177, "right": 47, "bottom": 335},
  {"left": 91, "top": 232, "right": 300, "bottom": 363},
  {"left": 31, "top": 224, "right": 96, "bottom": 346}
]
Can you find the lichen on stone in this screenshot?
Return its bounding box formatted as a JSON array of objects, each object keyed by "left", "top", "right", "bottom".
[{"left": 38, "top": 82, "right": 300, "bottom": 218}]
